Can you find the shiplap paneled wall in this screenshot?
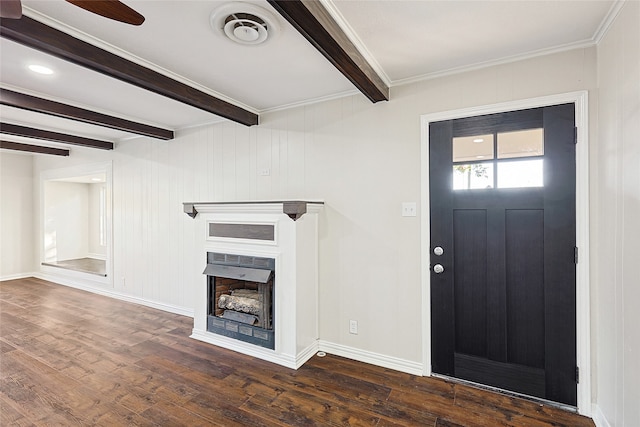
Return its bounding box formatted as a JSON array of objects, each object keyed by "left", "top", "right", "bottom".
[
  {"left": 594, "top": 1, "right": 640, "bottom": 425},
  {"left": 33, "top": 45, "right": 597, "bottom": 368}
]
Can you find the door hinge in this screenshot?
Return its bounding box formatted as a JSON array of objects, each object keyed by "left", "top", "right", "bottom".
[
  {"left": 576, "top": 366, "right": 580, "bottom": 383},
  {"left": 574, "top": 127, "right": 578, "bottom": 144},
  {"left": 574, "top": 246, "right": 579, "bottom": 264}
]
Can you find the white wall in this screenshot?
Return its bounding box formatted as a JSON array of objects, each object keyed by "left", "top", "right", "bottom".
[
  {"left": 32, "top": 46, "right": 598, "bottom": 364},
  {"left": 0, "top": 152, "right": 34, "bottom": 279},
  {"left": 594, "top": 1, "right": 640, "bottom": 425},
  {"left": 44, "top": 181, "right": 89, "bottom": 261}
]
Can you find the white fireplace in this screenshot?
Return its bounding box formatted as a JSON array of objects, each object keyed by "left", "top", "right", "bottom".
[{"left": 183, "top": 200, "right": 323, "bottom": 369}]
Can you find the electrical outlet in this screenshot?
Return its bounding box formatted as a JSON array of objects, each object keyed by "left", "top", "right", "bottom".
[
  {"left": 402, "top": 202, "right": 417, "bottom": 217},
  {"left": 349, "top": 320, "right": 358, "bottom": 334},
  {"left": 259, "top": 168, "right": 271, "bottom": 176}
]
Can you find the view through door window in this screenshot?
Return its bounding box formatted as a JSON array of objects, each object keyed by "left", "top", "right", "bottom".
[{"left": 453, "top": 128, "right": 544, "bottom": 190}]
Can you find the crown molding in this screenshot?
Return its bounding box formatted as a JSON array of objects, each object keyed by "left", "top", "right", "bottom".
[
  {"left": 592, "top": 0, "right": 626, "bottom": 43},
  {"left": 392, "top": 39, "right": 597, "bottom": 88}
]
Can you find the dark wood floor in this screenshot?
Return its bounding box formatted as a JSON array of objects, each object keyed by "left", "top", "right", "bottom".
[{"left": 0, "top": 277, "right": 594, "bottom": 427}]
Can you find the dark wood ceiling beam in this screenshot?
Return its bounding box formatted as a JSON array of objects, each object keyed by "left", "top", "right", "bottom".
[
  {"left": 1, "top": 140, "right": 69, "bottom": 156},
  {"left": 0, "top": 88, "right": 173, "bottom": 140},
  {"left": 0, "top": 16, "right": 258, "bottom": 126},
  {"left": 268, "top": 0, "right": 389, "bottom": 103},
  {"left": 1, "top": 122, "right": 113, "bottom": 150}
]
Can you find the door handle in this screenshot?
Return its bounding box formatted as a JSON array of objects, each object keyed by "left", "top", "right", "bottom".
[{"left": 433, "top": 264, "right": 444, "bottom": 274}]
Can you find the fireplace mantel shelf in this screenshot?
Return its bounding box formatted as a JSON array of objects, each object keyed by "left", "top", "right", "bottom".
[{"left": 183, "top": 200, "right": 324, "bottom": 221}]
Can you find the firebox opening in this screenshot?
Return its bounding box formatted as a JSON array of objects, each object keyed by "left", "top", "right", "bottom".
[{"left": 204, "top": 252, "right": 275, "bottom": 349}]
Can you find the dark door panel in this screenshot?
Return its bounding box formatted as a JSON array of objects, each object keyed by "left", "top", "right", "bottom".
[{"left": 430, "top": 104, "right": 577, "bottom": 406}]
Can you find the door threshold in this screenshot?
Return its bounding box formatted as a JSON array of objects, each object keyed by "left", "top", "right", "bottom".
[{"left": 431, "top": 373, "right": 578, "bottom": 413}]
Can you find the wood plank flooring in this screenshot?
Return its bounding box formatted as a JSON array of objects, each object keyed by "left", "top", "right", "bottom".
[{"left": 0, "top": 277, "right": 594, "bottom": 427}]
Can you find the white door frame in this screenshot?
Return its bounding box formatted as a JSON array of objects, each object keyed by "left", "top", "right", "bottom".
[{"left": 420, "top": 91, "right": 591, "bottom": 416}]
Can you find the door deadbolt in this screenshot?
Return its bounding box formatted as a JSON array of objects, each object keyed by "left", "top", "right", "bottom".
[
  {"left": 433, "top": 246, "right": 444, "bottom": 256},
  {"left": 433, "top": 264, "right": 444, "bottom": 274}
]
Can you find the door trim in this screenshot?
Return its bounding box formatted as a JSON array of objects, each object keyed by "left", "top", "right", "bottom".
[{"left": 420, "top": 91, "right": 590, "bottom": 416}]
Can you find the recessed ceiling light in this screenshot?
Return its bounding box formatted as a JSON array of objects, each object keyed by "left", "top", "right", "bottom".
[
  {"left": 476, "top": 155, "right": 485, "bottom": 159},
  {"left": 473, "top": 138, "right": 484, "bottom": 143},
  {"left": 28, "top": 64, "right": 54, "bottom": 75},
  {"left": 91, "top": 177, "right": 103, "bottom": 182}
]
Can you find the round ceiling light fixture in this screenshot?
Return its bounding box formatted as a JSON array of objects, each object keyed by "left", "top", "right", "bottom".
[
  {"left": 28, "top": 64, "right": 54, "bottom": 75},
  {"left": 210, "top": 3, "right": 279, "bottom": 46}
]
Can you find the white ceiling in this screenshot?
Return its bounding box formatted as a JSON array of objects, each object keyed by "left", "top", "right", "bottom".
[{"left": 0, "top": 0, "right": 618, "bottom": 150}]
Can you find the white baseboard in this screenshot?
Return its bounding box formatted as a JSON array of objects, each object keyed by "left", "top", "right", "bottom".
[
  {"left": 296, "top": 340, "right": 320, "bottom": 369},
  {"left": 190, "top": 329, "right": 296, "bottom": 369},
  {"left": 190, "top": 329, "right": 319, "bottom": 370},
  {"left": 0, "top": 272, "right": 38, "bottom": 281},
  {"left": 318, "top": 340, "right": 424, "bottom": 376},
  {"left": 592, "top": 404, "right": 611, "bottom": 427},
  {"left": 87, "top": 253, "right": 107, "bottom": 260},
  {"left": 33, "top": 273, "right": 194, "bottom": 317}
]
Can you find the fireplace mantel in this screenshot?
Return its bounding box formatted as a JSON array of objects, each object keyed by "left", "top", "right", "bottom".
[
  {"left": 183, "top": 200, "right": 324, "bottom": 221},
  {"left": 186, "top": 199, "right": 324, "bottom": 369}
]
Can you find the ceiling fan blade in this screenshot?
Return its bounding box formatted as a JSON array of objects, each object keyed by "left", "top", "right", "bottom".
[
  {"left": 65, "top": 0, "right": 145, "bottom": 26},
  {"left": 0, "top": 0, "right": 22, "bottom": 19}
]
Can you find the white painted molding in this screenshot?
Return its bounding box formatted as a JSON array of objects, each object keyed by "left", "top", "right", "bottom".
[
  {"left": 391, "top": 0, "right": 625, "bottom": 89},
  {"left": 259, "top": 88, "right": 360, "bottom": 115},
  {"left": 420, "top": 91, "right": 591, "bottom": 415},
  {"left": 420, "top": 107, "right": 433, "bottom": 376},
  {"left": 318, "top": 340, "right": 424, "bottom": 376},
  {"left": 592, "top": 405, "right": 612, "bottom": 427},
  {"left": 296, "top": 341, "right": 321, "bottom": 369},
  {"left": 0, "top": 272, "right": 38, "bottom": 282},
  {"left": 395, "top": 0, "right": 627, "bottom": 90},
  {"left": 574, "top": 91, "right": 592, "bottom": 418},
  {"left": 592, "top": 0, "right": 627, "bottom": 43},
  {"left": 34, "top": 273, "right": 194, "bottom": 317},
  {"left": 392, "top": 41, "right": 597, "bottom": 88}
]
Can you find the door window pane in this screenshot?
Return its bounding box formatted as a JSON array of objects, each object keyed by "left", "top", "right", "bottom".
[
  {"left": 453, "top": 163, "right": 494, "bottom": 190},
  {"left": 497, "top": 159, "right": 543, "bottom": 188},
  {"left": 453, "top": 134, "right": 494, "bottom": 162},
  {"left": 497, "top": 129, "right": 544, "bottom": 159}
]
